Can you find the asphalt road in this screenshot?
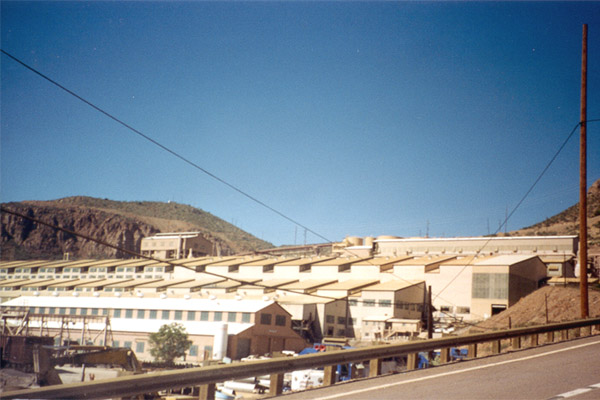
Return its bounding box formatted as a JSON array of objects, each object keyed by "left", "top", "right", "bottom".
[{"left": 274, "top": 335, "right": 600, "bottom": 400}]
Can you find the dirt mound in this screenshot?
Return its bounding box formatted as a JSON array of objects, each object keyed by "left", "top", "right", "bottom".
[{"left": 471, "top": 286, "right": 600, "bottom": 332}]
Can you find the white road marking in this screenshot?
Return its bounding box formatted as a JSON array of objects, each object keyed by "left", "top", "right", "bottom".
[
  {"left": 550, "top": 382, "right": 600, "bottom": 399},
  {"left": 313, "top": 339, "right": 600, "bottom": 400}
]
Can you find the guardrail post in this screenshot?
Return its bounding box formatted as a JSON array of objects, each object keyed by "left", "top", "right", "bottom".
[
  {"left": 511, "top": 336, "right": 521, "bottom": 350},
  {"left": 406, "top": 353, "right": 419, "bottom": 370},
  {"left": 468, "top": 343, "right": 477, "bottom": 358},
  {"left": 546, "top": 331, "right": 554, "bottom": 343},
  {"left": 323, "top": 365, "right": 336, "bottom": 386},
  {"left": 199, "top": 383, "right": 215, "bottom": 400},
  {"left": 270, "top": 373, "right": 284, "bottom": 396},
  {"left": 573, "top": 328, "right": 581, "bottom": 338},
  {"left": 561, "top": 329, "right": 569, "bottom": 341},
  {"left": 440, "top": 348, "right": 450, "bottom": 364},
  {"left": 491, "top": 340, "right": 501, "bottom": 354},
  {"left": 369, "top": 358, "right": 382, "bottom": 377},
  {"left": 530, "top": 334, "right": 539, "bottom": 347}
]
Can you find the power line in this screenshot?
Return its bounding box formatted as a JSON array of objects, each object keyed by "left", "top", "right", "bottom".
[
  {"left": 0, "top": 49, "right": 332, "bottom": 245},
  {"left": 433, "top": 118, "right": 598, "bottom": 302},
  {"left": 0, "top": 206, "right": 426, "bottom": 309}
]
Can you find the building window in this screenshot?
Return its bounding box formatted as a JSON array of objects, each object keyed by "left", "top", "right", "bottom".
[
  {"left": 337, "top": 316, "right": 346, "bottom": 325},
  {"left": 124, "top": 341, "right": 132, "bottom": 349},
  {"left": 113, "top": 309, "right": 122, "bottom": 318},
  {"left": 363, "top": 299, "right": 376, "bottom": 307},
  {"left": 378, "top": 300, "right": 392, "bottom": 308},
  {"left": 326, "top": 315, "right": 335, "bottom": 324},
  {"left": 214, "top": 312, "right": 223, "bottom": 322},
  {"left": 137, "top": 310, "right": 145, "bottom": 319},
  {"left": 162, "top": 310, "right": 170, "bottom": 320},
  {"left": 125, "top": 309, "right": 134, "bottom": 319},
  {"left": 456, "top": 306, "right": 470, "bottom": 314},
  {"left": 228, "top": 312, "right": 237, "bottom": 322},
  {"left": 38, "top": 307, "right": 46, "bottom": 314},
  {"left": 136, "top": 342, "right": 145, "bottom": 353},
  {"left": 149, "top": 310, "right": 157, "bottom": 319},
  {"left": 113, "top": 340, "right": 120, "bottom": 348},
  {"left": 59, "top": 308, "right": 67, "bottom": 315},
  {"left": 189, "top": 345, "right": 198, "bottom": 357},
  {"left": 91, "top": 308, "right": 99, "bottom": 315},
  {"left": 187, "top": 311, "right": 196, "bottom": 321},
  {"left": 174, "top": 310, "right": 183, "bottom": 320},
  {"left": 69, "top": 308, "right": 77, "bottom": 315},
  {"left": 241, "top": 312, "right": 251, "bottom": 323},
  {"left": 275, "top": 315, "right": 286, "bottom": 326},
  {"left": 260, "top": 313, "right": 272, "bottom": 325},
  {"left": 80, "top": 308, "right": 88, "bottom": 316},
  {"left": 348, "top": 299, "right": 358, "bottom": 306},
  {"left": 200, "top": 311, "right": 209, "bottom": 321}
]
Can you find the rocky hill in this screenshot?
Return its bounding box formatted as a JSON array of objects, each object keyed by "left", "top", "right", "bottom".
[
  {"left": 510, "top": 178, "right": 600, "bottom": 245},
  {"left": 1, "top": 197, "right": 272, "bottom": 260}
]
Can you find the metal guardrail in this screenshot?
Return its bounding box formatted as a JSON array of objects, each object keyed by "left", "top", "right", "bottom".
[{"left": 3, "top": 317, "right": 600, "bottom": 399}]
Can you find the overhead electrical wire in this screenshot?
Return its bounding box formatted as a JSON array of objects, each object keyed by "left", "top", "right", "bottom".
[
  {"left": 0, "top": 49, "right": 331, "bottom": 245},
  {"left": 2, "top": 49, "right": 597, "bottom": 326}
]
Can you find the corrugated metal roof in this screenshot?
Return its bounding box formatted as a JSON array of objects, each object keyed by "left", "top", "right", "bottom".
[
  {"left": 275, "top": 256, "right": 337, "bottom": 266},
  {"left": 473, "top": 254, "right": 539, "bottom": 266},
  {"left": 76, "top": 278, "right": 132, "bottom": 288},
  {"left": 167, "top": 278, "right": 226, "bottom": 288},
  {"left": 0, "top": 279, "right": 30, "bottom": 287},
  {"left": 395, "top": 255, "right": 457, "bottom": 266},
  {"left": 278, "top": 280, "right": 337, "bottom": 291},
  {"left": 360, "top": 280, "right": 423, "bottom": 291},
  {"left": 351, "top": 256, "right": 414, "bottom": 267},
  {"left": 103, "top": 278, "right": 164, "bottom": 288},
  {"left": 312, "top": 257, "right": 372, "bottom": 266},
  {"left": 317, "top": 280, "right": 379, "bottom": 291},
  {"left": 440, "top": 255, "right": 496, "bottom": 266},
  {"left": 5, "top": 296, "right": 276, "bottom": 313},
  {"left": 134, "top": 279, "right": 194, "bottom": 288}
]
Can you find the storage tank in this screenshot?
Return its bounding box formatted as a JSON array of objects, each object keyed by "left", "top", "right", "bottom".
[
  {"left": 345, "top": 236, "right": 363, "bottom": 246},
  {"left": 364, "top": 237, "right": 374, "bottom": 247},
  {"left": 213, "top": 323, "right": 228, "bottom": 360}
]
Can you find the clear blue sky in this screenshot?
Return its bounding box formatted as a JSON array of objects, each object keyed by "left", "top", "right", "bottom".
[{"left": 2, "top": 1, "right": 599, "bottom": 246}]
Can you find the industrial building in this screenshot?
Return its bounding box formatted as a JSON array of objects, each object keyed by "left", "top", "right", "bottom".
[
  {"left": 140, "top": 232, "right": 216, "bottom": 259},
  {"left": 0, "top": 235, "right": 579, "bottom": 362}
]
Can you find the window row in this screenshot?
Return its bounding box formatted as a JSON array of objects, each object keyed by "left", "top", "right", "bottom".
[{"left": 28, "top": 306, "right": 253, "bottom": 323}]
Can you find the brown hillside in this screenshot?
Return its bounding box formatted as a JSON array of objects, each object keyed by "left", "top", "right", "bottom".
[
  {"left": 1, "top": 197, "right": 272, "bottom": 260},
  {"left": 470, "top": 286, "right": 600, "bottom": 333},
  {"left": 512, "top": 178, "right": 600, "bottom": 245}
]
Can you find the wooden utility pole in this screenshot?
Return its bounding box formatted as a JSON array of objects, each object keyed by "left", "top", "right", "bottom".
[{"left": 579, "top": 24, "right": 589, "bottom": 318}]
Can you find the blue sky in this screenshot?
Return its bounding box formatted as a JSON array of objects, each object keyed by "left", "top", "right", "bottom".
[{"left": 2, "top": 1, "right": 599, "bottom": 246}]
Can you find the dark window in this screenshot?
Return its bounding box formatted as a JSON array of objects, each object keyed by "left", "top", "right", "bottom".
[
  {"left": 228, "top": 312, "right": 237, "bottom": 322},
  {"left": 275, "top": 315, "right": 286, "bottom": 326},
  {"left": 214, "top": 312, "right": 222, "bottom": 322},
  {"left": 187, "top": 311, "right": 196, "bottom": 321},
  {"left": 241, "top": 312, "right": 251, "bottom": 323},
  {"left": 161, "top": 310, "right": 170, "bottom": 320},
  {"left": 260, "top": 313, "right": 272, "bottom": 325}
]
